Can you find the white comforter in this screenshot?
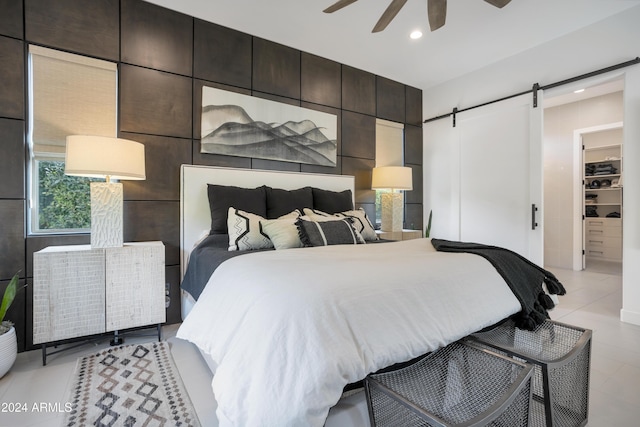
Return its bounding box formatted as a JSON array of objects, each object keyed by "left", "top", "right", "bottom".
[{"left": 177, "top": 238, "right": 520, "bottom": 427}]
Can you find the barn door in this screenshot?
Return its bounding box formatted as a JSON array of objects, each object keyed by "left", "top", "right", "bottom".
[{"left": 425, "top": 93, "right": 543, "bottom": 264}]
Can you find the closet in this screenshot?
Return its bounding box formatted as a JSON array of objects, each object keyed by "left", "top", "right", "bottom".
[{"left": 582, "top": 124, "right": 623, "bottom": 263}]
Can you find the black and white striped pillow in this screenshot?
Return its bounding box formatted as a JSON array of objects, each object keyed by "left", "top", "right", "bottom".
[
  {"left": 303, "top": 208, "right": 378, "bottom": 241},
  {"left": 296, "top": 218, "right": 365, "bottom": 247}
]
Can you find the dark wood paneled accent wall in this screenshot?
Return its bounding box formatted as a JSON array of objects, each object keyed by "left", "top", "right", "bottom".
[{"left": 0, "top": 0, "right": 423, "bottom": 352}]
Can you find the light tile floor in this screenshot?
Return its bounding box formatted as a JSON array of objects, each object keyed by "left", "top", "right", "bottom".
[{"left": 0, "top": 264, "right": 638, "bottom": 426}]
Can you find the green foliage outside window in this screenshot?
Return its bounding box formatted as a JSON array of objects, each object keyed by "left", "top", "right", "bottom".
[
  {"left": 374, "top": 189, "right": 391, "bottom": 227},
  {"left": 38, "top": 160, "right": 96, "bottom": 230}
]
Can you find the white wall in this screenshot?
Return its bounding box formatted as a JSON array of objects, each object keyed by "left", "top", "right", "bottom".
[
  {"left": 422, "top": 6, "right": 640, "bottom": 325},
  {"left": 543, "top": 92, "right": 623, "bottom": 269}
]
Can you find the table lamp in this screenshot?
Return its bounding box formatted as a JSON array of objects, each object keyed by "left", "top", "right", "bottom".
[
  {"left": 65, "top": 136, "right": 146, "bottom": 248},
  {"left": 371, "top": 166, "right": 413, "bottom": 232}
]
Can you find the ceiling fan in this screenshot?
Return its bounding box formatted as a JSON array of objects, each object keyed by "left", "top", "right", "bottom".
[{"left": 323, "top": 0, "right": 512, "bottom": 33}]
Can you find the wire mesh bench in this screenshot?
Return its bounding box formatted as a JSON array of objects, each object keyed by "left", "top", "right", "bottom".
[
  {"left": 365, "top": 340, "right": 533, "bottom": 427},
  {"left": 469, "top": 319, "right": 592, "bottom": 427}
]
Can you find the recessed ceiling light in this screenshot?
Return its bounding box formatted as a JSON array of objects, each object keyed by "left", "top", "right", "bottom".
[
  {"left": 410, "top": 30, "right": 423, "bottom": 40},
  {"left": 574, "top": 89, "right": 585, "bottom": 93}
]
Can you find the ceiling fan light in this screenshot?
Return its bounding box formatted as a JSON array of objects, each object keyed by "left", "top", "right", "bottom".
[{"left": 410, "top": 30, "right": 423, "bottom": 39}]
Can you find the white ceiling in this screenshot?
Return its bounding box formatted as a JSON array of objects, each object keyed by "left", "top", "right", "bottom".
[{"left": 144, "top": 0, "right": 640, "bottom": 92}]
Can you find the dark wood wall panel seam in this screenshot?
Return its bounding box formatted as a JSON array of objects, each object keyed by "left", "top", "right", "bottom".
[
  {"left": 190, "top": 14, "right": 195, "bottom": 154},
  {"left": 0, "top": 34, "right": 23, "bottom": 42},
  {"left": 250, "top": 91, "right": 301, "bottom": 106},
  {"left": 338, "top": 108, "right": 378, "bottom": 118},
  {"left": 299, "top": 47, "right": 302, "bottom": 108},
  {"left": 194, "top": 79, "right": 252, "bottom": 96},
  {"left": 23, "top": 41, "right": 115, "bottom": 63},
  {"left": 116, "top": 130, "right": 190, "bottom": 140},
  {"left": 339, "top": 154, "right": 375, "bottom": 161},
  {"left": 251, "top": 36, "right": 255, "bottom": 91},
  {"left": 118, "top": 61, "right": 193, "bottom": 79}
]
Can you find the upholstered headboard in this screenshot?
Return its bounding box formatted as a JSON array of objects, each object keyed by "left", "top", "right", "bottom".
[{"left": 180, "top": 165, "right": 355, "bottom": 279}]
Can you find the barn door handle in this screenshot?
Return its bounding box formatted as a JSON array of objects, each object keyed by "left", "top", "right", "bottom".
[{"left": 531, "top": 204, "right": 538, "bottom": 230}]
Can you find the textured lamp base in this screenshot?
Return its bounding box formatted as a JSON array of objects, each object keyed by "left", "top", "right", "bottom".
[
  {"left": 90, "top": 182, "right": 123, "bottom": 248},
  {"left": 380, "top": 192, "right": 404, "bottom": 232}
]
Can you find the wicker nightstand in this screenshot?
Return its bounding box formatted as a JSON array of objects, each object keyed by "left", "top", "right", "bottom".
[{"left": 33, "top": 241, "right": 166, "bottom": 364}]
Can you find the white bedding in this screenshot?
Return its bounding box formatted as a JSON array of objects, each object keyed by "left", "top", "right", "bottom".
[{"left": 176, "top": 238, "right": 521, "bottom": 427}]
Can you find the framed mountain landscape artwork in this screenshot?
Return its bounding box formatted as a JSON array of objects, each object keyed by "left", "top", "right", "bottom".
[{"left": 201, "top": 86, "right": 338, "bottom": 167}]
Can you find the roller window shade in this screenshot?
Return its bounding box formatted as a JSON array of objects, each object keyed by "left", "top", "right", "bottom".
[
  {"left": 375, "top": 118, "right": 405, "bottom": 167},
  {"left": 30, "top": 45, "right": 117, "bottom": 156}
]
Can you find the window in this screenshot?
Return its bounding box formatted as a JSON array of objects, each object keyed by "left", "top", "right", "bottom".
[
  {"left": 28, "top": 46, "right": 117, "bottom": 233},
  {"left": 374, "top": 119, "right": 405, "bottom": 225}
]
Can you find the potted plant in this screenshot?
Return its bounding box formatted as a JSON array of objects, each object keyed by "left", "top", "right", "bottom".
[{"left": 0, "top": 272, "right": 25, "bottom": 378}]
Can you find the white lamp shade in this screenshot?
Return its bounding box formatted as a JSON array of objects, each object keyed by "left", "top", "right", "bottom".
[
  {"left": 65, "top": 135, "right": 146, "bottom": 180},
  {"left": 371, "top": 166, "right": 413, "bottom": 191}
]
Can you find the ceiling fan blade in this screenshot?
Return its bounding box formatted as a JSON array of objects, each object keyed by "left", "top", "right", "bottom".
[
  {"left": 323, "top": 0, "right": 359, "bottom": 14},
  {"left": 372, "top": 0, "right": 408, "bottom": 33},
  {"left": 428, "top": 0, "right": 447, "bottom": 31},
  {"left": 484, "top": 0, "right": 512, "bottom": 8}
]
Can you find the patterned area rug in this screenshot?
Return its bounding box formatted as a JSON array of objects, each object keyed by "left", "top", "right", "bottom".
[{"left": 64, "top": 341, "right": 200, "bottom": 426}]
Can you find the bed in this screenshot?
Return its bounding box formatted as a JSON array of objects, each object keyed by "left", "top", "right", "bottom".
[{"left": 176, "top": 165, "right": 525, "bottom": 427}]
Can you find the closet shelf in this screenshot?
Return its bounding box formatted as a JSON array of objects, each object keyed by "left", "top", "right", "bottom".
[
  {"left": 585, "top": 143, "right": 621, "bottom": 151},
  {"left": 585, "top": 158, "right": 622, "bottom": 164},
  {"left": 585, "top": 174, "right": 620, "bottom": 179}
]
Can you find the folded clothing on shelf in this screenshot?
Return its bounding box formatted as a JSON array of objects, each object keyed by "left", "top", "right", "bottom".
[
  {"left": 585, "top": 206, "right": 599, "bottom": 217},
  {"left": 585, "top": 163, "right": 618, "bottom": 176}
]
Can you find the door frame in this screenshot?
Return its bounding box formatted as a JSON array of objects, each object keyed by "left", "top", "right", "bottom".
[{"left": 572, "top": 122, "right": 624, "bottom": 270}]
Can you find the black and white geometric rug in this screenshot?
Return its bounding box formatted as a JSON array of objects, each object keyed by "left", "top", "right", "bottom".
[{"left": 64, "top": 341, "right": 200, "bottom": 427}]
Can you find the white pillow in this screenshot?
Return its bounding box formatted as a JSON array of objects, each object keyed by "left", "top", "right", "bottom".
[
  {"left": 228, "top": 208, "right": 299, "bottom": 251},
  {"left": 260, "top": 217, "right": 304, "bottom": 250},
  {"left": 303, "top": 208, "right": 378, "bottom": 241}
]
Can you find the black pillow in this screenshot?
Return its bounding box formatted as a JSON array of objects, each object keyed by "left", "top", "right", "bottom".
[
  {"left": 311, "top": 188, "right": 353, "bottom": 214},
  {"left": 207, "top": 184, "right": 267, "bottom": 234},
  {"left": 296, "top": 218, "right": 364, "bottom": 247},
  {"left": 265, "top": 186, "right": 313, "bottom": 219}
]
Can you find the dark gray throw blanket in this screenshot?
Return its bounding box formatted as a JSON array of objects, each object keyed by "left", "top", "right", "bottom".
[{"left": 431, "top": 238, "right": 566, "bottom": 330}]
